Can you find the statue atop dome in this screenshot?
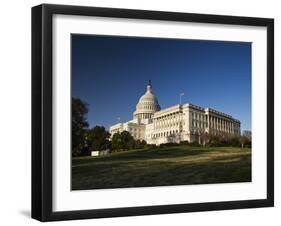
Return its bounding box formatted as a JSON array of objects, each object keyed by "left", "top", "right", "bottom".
[{"left": 146, "top": 80, "right": 153, "bottom": 93}]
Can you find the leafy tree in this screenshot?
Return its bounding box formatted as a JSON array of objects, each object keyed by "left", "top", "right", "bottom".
[
  {"left": 135, "top": 139, "right": 147, "bottom": 149},
  {"left": 232, "top": 137, "right": 239, "bottom": 146},
  {"left": 87, "top": 126, "right": 111, "bottom": 151},
  {"left": 111, "top": 131, "right": 136, "bottom": 151},
  {"left": 111, "top": 132, "right": 122, "bottom": 151},
  {"left": 72, "top": 97, "right": 89, "bottom": 156},
  {"left": 179, "top": 141, "right": 189, "bottom": 146},
  {"left": 209, "top": 135, "right": 221, "bottom": 147},
  {"left": 120, "top": 131, "right": 135, "bottom": 150}
]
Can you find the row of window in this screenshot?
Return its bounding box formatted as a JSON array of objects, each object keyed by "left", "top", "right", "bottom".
[
  {"left": 192, "top": 120, "right": 207, "bottom": 128},
  {"left": 155, "top": 122, "right": 185, "bottom": 129},
  {"left": 208, "top": 129, "right": 240, "bottom": 135},
  {"left": 140, "top": 105, "right": 154, "bottom": 110},
  {"left": 191, "top": 112, "right": 206, "bottom": 121},
  {"left": 191, "top": 119, "right": 240, "bottom": 132},
  {"left": 129, "top": 128, "right": 142, "bottom": 133},
  {"left": 191, "top": 112, "right": 238, "bottom": 125},
  {"left": 156, "top": 117, "right": 181, "bottom": 123},
  {"left": 152, "top": 130, "right": 180, "bottom": 138},
  {"left": 155, "top": 113, "right": 183, "bottom": 121},
  {"left": 110, "top": 129, "right": 120, "bottom": 134},
  {"left": 138, "top": 113, "right": 152, "bottom": 119},
  {"left": 132, "top": 133, "right": 142, "bottom": 139},
  {"left": 209, "top": 122, "right": 240, "bottom": 130}
]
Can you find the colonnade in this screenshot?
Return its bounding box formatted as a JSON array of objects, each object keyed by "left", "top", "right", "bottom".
[
  {"left": 152, "top": 111, "right": 183, "bottom": 138},
  {"left": 135, "top": 113, "right": 153, "bottom": 119},
  {"left": 207, "top": 115, "right": 240, "bottom": 135}
]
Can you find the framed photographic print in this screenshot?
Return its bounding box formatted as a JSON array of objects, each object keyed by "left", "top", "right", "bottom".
[{"left": 32, "top": 4, "right": 274, "bottom": 221}]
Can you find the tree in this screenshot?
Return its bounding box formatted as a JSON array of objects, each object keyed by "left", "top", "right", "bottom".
[
  {"left": 87, "top": 126, "right": 111, "bottom": 151},
  {"left": 111, "top": 131, "right": 136, "bottom": 151},
  {"left": 120, "top": 131, "right": 135, "bottom": 150},
  {"left": 239, "top": 135, "right": 248, "bottom": 148},
  {"left": 199, "top": 131, "right": 210, "bottom": 146},
  {"left": 72, "top": 97, "right": 89, "bottom": 156},
  {"left": 242, "top": 130, "right": 252, "bottom": 141},
  {"left": 229, "top": 136, "right": 240, "bottom": 147},
  {"left": 209, "top": 134, "right": 223, "bottom": 147},
  {"left": 135, "top": 139, "right": 147, "bottom": 149},
  {"left": 111, "top": 132, "right": 122, "bottom": 151}
]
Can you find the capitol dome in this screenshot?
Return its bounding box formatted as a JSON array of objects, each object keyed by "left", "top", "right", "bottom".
[{"left": 133, "top": 80, "right": 161, "bottom": 120}]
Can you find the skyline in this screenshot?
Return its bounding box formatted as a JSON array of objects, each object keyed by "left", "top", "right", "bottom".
[{"left": 72, "top": 34, "right": 251, "bottom": 131}]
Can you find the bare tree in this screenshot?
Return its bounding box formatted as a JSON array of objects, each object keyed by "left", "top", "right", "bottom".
[
  {"left": 199, "top": 130, "right": 210, "bottom": 146},
  {"left": 239, "top": 135, "right": 248, "bottom": 148}
]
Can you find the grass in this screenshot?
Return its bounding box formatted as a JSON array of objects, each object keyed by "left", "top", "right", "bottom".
[{"left": 72, "top": 145, "right": 251, "bottom": 190}]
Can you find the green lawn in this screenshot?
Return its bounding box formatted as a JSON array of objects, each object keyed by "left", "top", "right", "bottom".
[{"left": 72, "top": 145, "right": 251, "bottom": 190}]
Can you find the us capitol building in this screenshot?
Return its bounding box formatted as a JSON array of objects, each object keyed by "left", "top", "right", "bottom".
[{"left": 110, "top": 81, "right": 241, "bottom": 145}]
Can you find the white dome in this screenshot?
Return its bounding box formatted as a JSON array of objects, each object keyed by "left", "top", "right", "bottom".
[{"left": 133, "top": 80, "right": 160, "bottom": 120}]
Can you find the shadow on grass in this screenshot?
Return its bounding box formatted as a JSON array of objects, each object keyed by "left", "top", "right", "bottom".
[
  {"left": 72, "top": 146, "right": 251, "bottom": 190},
  {"left": 72, "top": 147, "right": 220, "bottom": 166}
]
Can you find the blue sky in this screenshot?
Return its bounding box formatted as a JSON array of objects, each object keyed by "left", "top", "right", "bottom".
[{"left": 72, "top": 34, "right": 251, "bottom": 131}]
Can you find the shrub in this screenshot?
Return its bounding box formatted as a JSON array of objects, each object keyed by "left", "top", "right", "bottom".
[
  {"left": 159, "top": 142, "right": 179, "bottom": 148},
  {"left": 179, "top": 141, "right": 189, "bottom": 146},
  {"left": 190, "top": 141, "right": 201, "bottom": 147},
  {"left": 144, "top": 144, "right": 157, "bottom": 149}
]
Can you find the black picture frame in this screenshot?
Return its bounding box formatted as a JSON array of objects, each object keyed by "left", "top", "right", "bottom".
[{"left": 32, "top": 4, "right": 274, "bottom": 222}]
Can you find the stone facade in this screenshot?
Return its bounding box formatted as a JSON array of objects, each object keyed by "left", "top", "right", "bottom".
[{"left": 110, "top": 81, "right": 240, "bottom": 145}]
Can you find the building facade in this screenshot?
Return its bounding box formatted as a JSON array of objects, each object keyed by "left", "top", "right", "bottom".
[{"left": 110, "top": 81, "right": 240, "bottom": 145}]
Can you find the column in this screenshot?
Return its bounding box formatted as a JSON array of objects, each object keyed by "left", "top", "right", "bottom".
[
  {"left": 207, "top": 115, "right": 209, "bottom": 130},
  {"left": 227, "top": 120, "right": 229, "bottom": 133},
  {"left": 216, "top": 117, "right": 218, "bottom": 131}
]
